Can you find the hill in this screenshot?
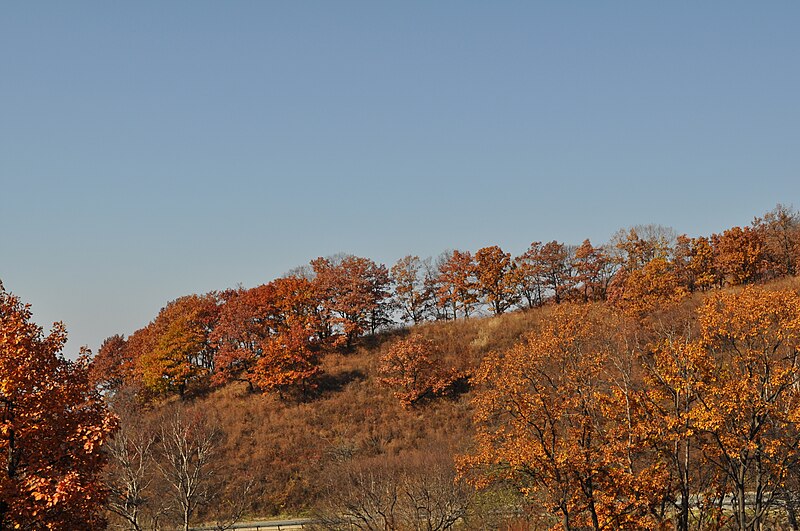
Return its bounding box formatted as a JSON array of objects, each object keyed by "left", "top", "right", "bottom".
[
  {"left": 102, "top": 275, "right": 800, "bottom": 531},
  {"left": 106, "top": 305, "right": 557, "bottom": 528},
  {"left": 95, "top": 205, "right": 800, "bottom": 530}
]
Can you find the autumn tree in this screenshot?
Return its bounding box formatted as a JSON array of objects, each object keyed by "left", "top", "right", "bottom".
[
  {"left": 536, "top": 241, "right": 575, "bottom": 304},
  {"left": 390, "top": 255, "right": 433, "bottom": 325},
  {"left": 612, "top": 225, "right": 676, "bottom": 271},
  {"left": 692, "top": 287, "right": 800, "bottom": 530},
  {"left": 474, "top": 245, "right": 518, "bottom": 315},
  {"left": 0, "top": 286, "right": 116, "bottom": 529},
  {"left": 753, "top": 203, "right": 800, "bottom": 277},
  {"left": 90, "top": 334, "right": 133, "bottom": 395},
  {"left": 211, "top": 276, "right": 323, "bottom": 396},
  {"left": 672, "top": 235, "right": 694, "bottom": 292},
  {"left": 250, "top": 322, "right": 322, "bottom": 398},
  {"left": 572, "top": 239, "right": 615, "bottom": 302},
  {"left": 673, "top": 234, "right": 721, "bottom": 293},
  {"left": 429, "top": 252, "right": 458, "bottom": 320},
  {"left": 463, "top": 305, "right": 667, "bottom": 530},
  {"left": 420, "top": 254, "right": 453, "bottom": 321},
  {"left": 502, "top": 241, "right": 576, "bottom": 304},
  {"left": 259, "top": 275, "right": 326, "bottom": 395},
  {"left": 378, "top": 334, "right": 463, "bottom": 408},
  {"left": 312, "top": 255, "right": 392, "bottom": 345},
  {"left": 121, "top": 324, "right": 159, "bottom": 397},
  {"left": 136, "top": 293, "right": 221, "bottom": 397},
  {"left": 634, "top": 287, "right": 800, "bottom": 531},
  {"left": 210, "top": 284, "right": 279, "bottom": 390},
  {"left": 639, "top": 323, "right": 713, "bottom": 531},
  {"left": 608, "top": 257, "right": 688, "bottom": 318},
  {"left": 711, "top": 226, "right": 765, "bottom": 285},
  {"left": 271, "top": 274, "right": 326, "bottom": 331},
  {"left": 510, "top": 242, "right": 546, "bottom": 309},
  {"left": 686, "top": 236, "right": 719, "bottom": 292},
  {"left": 436, "top": 250, "right": 478, "bottom": 319},
  {"left": 379, "top": 335, "right": 437, "bottom": 407}
]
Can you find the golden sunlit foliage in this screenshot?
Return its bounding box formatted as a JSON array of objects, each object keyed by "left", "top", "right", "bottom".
[
  {"left": 712, "top": 226, "right": 765, "bottom": 285},
  {"left": 463, "top": 305, "right": 668, "bottom": 530},
  {"left": 474, "top": 245, "right": 518, "bottom": 315},
  {"left": 436, "top": 250, "right": 479, "bottom": 319},
  {"left": 93, "top": 205, "right": 800, "bottom": 406},
  {"left": 84, "top": 204, "right": 800, "bottom": 529},
  {"left": 312, "top": 255, "right": 392, "bottom": 344},
  {"left": 608, "top": 257, "right": 688, "bottom": 317},
  {"left": 462, "top": 284, "right": 800, "bottom": 531},
  {"left": 0, "top": 287, "right": 116, "bottom": 529},
  {"left": 377, "top": 334, "right": 465, "bottom": 408},
  {"left": 136, "top": 294, "right": 220, "bottom": 397},
  {"left": 391, "top": 255, "right": 435, "bottom": 325}
]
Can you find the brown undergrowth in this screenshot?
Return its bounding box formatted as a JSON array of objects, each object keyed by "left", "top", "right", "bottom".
[
  {"left": 107, "top": 276, "right": 800, "bottom": 527},
  {"left": 111, "top": 307, "right": 554, "bottom": 526}
]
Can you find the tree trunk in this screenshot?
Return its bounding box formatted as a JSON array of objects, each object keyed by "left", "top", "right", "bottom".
[
  {"left": 736, "top": 463, "right": 748, "bottom": 531},
  {"left": 784, "top": 491, "right": 799, "bottom": 531}
]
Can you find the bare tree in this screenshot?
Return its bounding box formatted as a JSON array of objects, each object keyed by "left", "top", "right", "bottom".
[
  {"left": 399, "top": 461, "right": 470, "bottom": 531},
  {"left": 105, "top": 421, "right": 156, "bottom": 531},
  {"left": 610, "top": 224, "right": 678, "bottom": 269},
  {"left": 314, "top": 452, "right": 471, "bottom": 531},
  {"left": 207, "top": 476, "right": 256, "bottom": 531},
  {"left": 317, "top": 465, "right": 399, "bottom": 531},
  {"left": 155, "top": 406, "right": 221, "bottom": 531}
]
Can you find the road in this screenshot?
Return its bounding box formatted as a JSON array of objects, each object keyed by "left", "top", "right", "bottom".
[{"left": 191, "top": 518, "right": 315, "bottom": 530}]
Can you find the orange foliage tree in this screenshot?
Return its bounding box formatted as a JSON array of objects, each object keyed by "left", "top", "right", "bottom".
[
  {"left": 753, "top": 203, "right": 800, "bottom": 278},
  {"left": 712, "top": 226, "right": 765, "bottom": 286},
  {"left": 211, "top": 276, "right": 323, "bottom": 396},
  {"left": 116, "top": 324, "right": 158, "bottom": 398},
  {"left": 89, "top": 333, "right": 133, "bottom": 395},
  {"left": 640, "top": 326, "right": 716, "bottom": 531},
  {"left": 250, "top": 323, "right": 322, "bottom": 398},
  {"left": 378, "top": 334, "right": 463, "bottom": 408},
  {"left": 210, "top": 284, "right": 279, "bottom": 390},
  {"left": 0, "top": 286, "right": 116, "bottom": 528},
  {"left": 691, "top": 287, "right": 800, "bottom": 530},
  {"left": 535, "top": 241, "right": 575, "bottom": 304},
  {"left": 466, "top": 284, "right": 800, "bottom": 530},
  {"left": 136, "top": 294, "right": 221, "bottom": 397},
  {"left": 311, "top": 255, "right": 392, "bottom": 345},
  {"left": 572, "top": 239, "right": 614, "bottom": 302},
  {"left": 250, "top": 276, "right": 324, "bottom": 396},
  {"left": 511, "top": 242, "right": 546, "bottom": 308},
  {"left": 608, "top": 257, "right": 688, "bottom": 317},
  {"left": 436, "top": 250, "right": 478, "bottom": 319},
  {"left": 474, "top": 245, "right": 518, "bottom": 315},
  {"left": 463, "top": 305, "right": 667, "bottom": 530},
  {"left": 390, "top": 255, "right": 433, "bottom": 325},
  {"left": 688, "top": 236, "right": 719, "bottom": 291},
  {"left": 613, "top": 225, "right": 676, "bottom": 271}
]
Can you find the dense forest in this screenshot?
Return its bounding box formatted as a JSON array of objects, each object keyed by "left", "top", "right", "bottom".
[{"left": 3, "top": 204, "right": 800, "bottom": 530}]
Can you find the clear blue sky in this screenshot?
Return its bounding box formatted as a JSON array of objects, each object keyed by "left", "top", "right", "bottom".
[{"left": 2, "top": 2, "right": 798, "bottom": 354}]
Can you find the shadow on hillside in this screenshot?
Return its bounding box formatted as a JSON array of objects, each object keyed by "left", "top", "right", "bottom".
[
  {"left": 356, "top": 327, "right": 410, "bottom": 351},
  {"left": 313, "top": 369, "right": 366, "bottom": 396},
  {"left": 443, "top": 375, "right": 471, "bottom": 399},
  {"left": 411, "top": 375, "right": 472, "bottom": 408}
]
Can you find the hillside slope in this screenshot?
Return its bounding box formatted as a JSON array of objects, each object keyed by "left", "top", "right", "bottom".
[{"left": 106, "top": 275, "right": 800, "bottom": 530}]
